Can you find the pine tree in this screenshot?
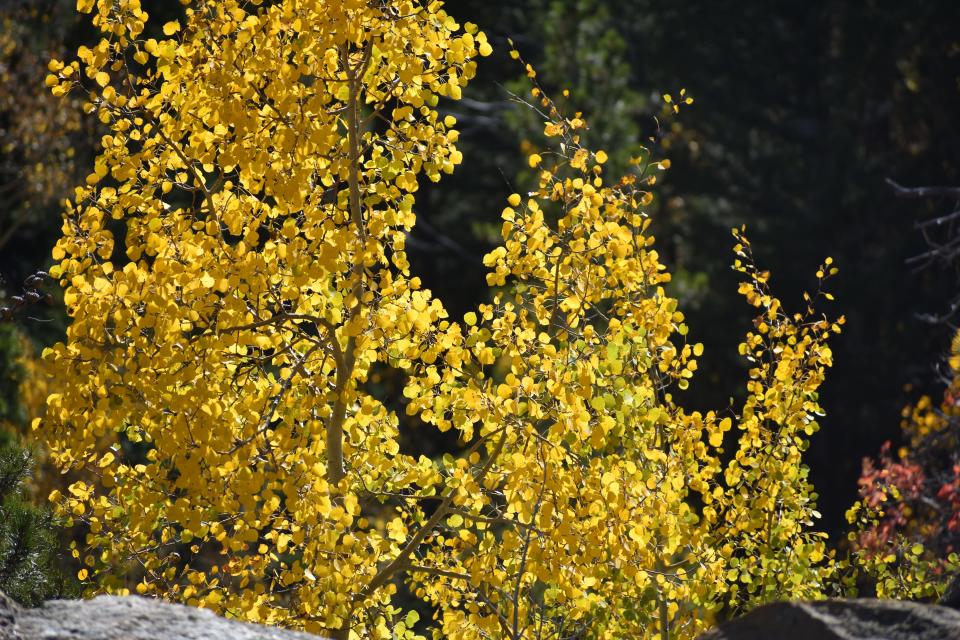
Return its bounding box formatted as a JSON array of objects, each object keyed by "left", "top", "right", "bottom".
[
  {"left": 0, "top": 324, "right": 73, "bottom": 606},
  {"left": 0, "top": 429, "right": 72, "bottom": 606}
]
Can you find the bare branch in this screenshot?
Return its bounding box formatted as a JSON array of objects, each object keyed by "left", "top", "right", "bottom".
[{"left": 886, "top": 178, "right": 960, "bottom": 200}]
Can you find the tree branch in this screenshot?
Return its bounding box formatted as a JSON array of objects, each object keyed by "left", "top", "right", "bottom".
[
  {"left": 354, "top": 426, "right": 509, "bottom": 604},
  {"left": 886, "top": 178, "right": 960, "bottom": 200}
]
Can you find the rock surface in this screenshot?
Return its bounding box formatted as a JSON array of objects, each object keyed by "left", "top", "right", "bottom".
[
  {"left": 10, "top": 592, "right": 960, "bottom": 639},
  {"left": 698, "top": 598, "right": 960, "bottom": 640},
  {"left": 0, "top": 591, "right": 328, "bottom": 640}
]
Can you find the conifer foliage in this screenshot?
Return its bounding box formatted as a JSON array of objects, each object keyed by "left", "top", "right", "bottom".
[
  {"left": 0, "top": 325, "right": 71, "bottom": 607},
  {"left": 42, "top": 1, "right": 842, "bottom": 638},
  {"left": 0, "top": 432, "right": 69, "bottom": 606}
]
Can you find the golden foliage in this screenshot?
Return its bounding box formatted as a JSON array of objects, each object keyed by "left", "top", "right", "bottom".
[{"left": 41, "top": 1, "right": 841, "bottom": 638}]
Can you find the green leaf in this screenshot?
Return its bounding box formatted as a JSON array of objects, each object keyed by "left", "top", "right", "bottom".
[{"left": 405, "top": 610, "right": 419, "bottom": 627}]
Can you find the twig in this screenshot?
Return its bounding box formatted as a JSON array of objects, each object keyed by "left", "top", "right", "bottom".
[{"left": 886, "top": 178, "right": 960, "bottom": 200}]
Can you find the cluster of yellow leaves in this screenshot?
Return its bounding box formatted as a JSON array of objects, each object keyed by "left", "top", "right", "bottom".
[
  {"left": 41, "top": 1, "right": 841, "bottom": 638},
  {"left": 715, "top": 233, "right": 843, "bottom": 610},
  {"left": 900, "top": 331, "right": 960, "bottom": 447}
]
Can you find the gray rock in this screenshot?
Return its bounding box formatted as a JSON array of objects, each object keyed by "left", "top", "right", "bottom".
[
  {"left": 0, "top": 591, "right": 329, "bottom": 640},
  {"left": 698, "top": 598, "right": 960, "bottom": 640},
  {"left": 0, "top": 593, "right": 18, "bottom": 640}
]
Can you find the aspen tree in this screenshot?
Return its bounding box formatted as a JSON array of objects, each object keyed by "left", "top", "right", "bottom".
[{"left": 42, "top": 1, "right": 842, "bottom": 637}]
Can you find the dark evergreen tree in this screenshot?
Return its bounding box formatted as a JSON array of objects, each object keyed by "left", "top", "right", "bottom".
[
  {"left": 0, "top": 430, "right": 73, "bottom": 605},
  {"left": 0, "top": 324, "right": 73, "bottom": 605}
]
